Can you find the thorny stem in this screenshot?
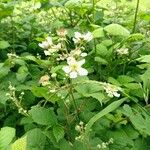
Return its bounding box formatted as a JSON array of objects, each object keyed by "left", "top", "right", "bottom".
[{"left": 132, "top": 0, "right": 140, "bottom": 33}]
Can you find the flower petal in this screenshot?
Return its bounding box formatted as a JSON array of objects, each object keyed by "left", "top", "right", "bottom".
[
  {"left": 70, "top": 71, "right": 78, "bottom": 78},
  {"left": 44, "top": 50, "right": 51, "bottom": 56},
  {"left": 78, "top": 59, "right": 85, "bottom": 66},
  {"left": 113, "top": 92, "right": 120, "bottom": 97},
  {"left": 63, "top": 66, "right": 71, "bottom": 73},
  {"left": 78, "top": 68, "right": 88, "bottom": 76}
]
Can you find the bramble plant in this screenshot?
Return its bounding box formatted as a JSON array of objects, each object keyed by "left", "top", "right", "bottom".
[{"left": 0, "top": 0, "right": 150, "bottom": 150}]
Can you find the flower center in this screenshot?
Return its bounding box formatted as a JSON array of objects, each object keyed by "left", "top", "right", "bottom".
[{"left": 71, "top": 64, "right": 78, "bottom": 71}]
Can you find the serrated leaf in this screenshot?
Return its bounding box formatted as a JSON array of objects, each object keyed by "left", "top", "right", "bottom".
[
  {"left": 26, "top": 128, "right": 46, "bottom": 150},
  {"left": 29, "top": 106, "right": 57, "bottom": 126},
  {"left": 53, "top": 125, "right": 64, "bottom": 142},
  {"left": 122, "top": 105, "right": 150, "bottom": 135}
]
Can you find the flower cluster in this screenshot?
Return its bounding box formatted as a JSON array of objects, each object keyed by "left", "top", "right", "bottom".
[
  {"left": 97, "top": 138, "right": 114, "bottom": 149},
  {"left": 102, "top": 83, "right": 121, "bottom": 98},
  {"left": 6, "top": 83, "right": 28, "bottom": 116},
  {"left": 39, "top": 30, "right": 93, "bottom": 79},
  {"left": 39, "top": 37, "right": 61, "bottom": 56},
  {"left": 116, "top": 48, "right": 129, "bottom": 56},
  {"left": 75, "top": 121, "right": 86, "bottom": 141},
  {"left": 73, "top": 32, "right": 93, "bottom": 44}
]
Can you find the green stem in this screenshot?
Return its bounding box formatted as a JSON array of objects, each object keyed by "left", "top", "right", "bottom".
[
  {"left": 69, "top": 81, "right": 80, "bottom": 120},
  {"left": 132, "top": 0, "right": 140, "bottom": 33},
  {"left": 92, "top": 0, "right": 95, "bottom": 23}
]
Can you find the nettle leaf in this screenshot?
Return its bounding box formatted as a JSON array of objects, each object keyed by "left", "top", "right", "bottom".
[
  {"left": 11, "top": 136, "right": 27, "bottom": 150},
  {"left": 104, "top": 24, "right": 130, "bottom": 37},
  {"left": 53, "top": 125, "right": 64, "bottom": 142},
  {"left": 26, "top": 128, "right": 46, "bottom": 150},
  {"left": 29, "top": 106, "right": 57, "bottom": 126},
  {"left": 0, "top": 127, "right": 15, "bottom": 150},
  {"left": 122, "top": 105, "right": 150, "bottom": 135},
  {"left": 0, "top": 40, "right": 10, "bottom": 49}
]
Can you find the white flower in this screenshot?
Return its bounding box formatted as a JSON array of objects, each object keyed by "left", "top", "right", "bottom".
[
  {"left": 116, "top": 48, "right": 129, "bottom": 55},
  {"left": 39, "top": 37, "right": 53, "bottom": 49},
  {"left": 73, "top": 32, "right": 93, "bottom": 43},
  {"left": 103, "top": 83, "right": 121, "bottom": 98},
  {"left": 63, "top": 57, "right": 88, "bottom": 78},
  {"left": 44, "top": 43, "right": 61, "bottom": 56},
  {"left": 84, "top": 32, "right": 93, "bottom": 42},
  {"left": 81, "top": 52, "right": 87, "bottom": 57}
]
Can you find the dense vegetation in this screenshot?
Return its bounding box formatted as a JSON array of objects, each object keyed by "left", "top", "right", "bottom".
[{"left": 0, "top": 0, "right": 150, "bottom": 149}]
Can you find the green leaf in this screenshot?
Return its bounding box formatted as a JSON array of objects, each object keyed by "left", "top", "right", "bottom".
[
  {"left": 0, "top": 90, "right": 9, "bottom": 104},
  {"left": 26, "top": 128, "right": 46, "bottom": 150},
  {"left": 0, "top": 127, "right": 15, "bottom": 150},
  {"left": 117, "top": 75, "right": 135, "bottom": 84},
  {"left": 94, "top": 57, "right": 108, "bottom": 64},
  {"left": 53, "top": 125, "right": 64, "bottom": 142},
  {"left": 0, "top": 65, "right": 10, "bottom": 79},
  {"left": 96, "top": 44, "right": 108, "bottom": 57},
  {"left": 11, "top": 136, "right": 27, "bottom": 150},
  {"left": 31, "top": 86, "right": 59, "bottom": 103},
  {"left": 92, "top": 28, "right": 105, "bottom": 38},
  {"left": 29, "top": 106, "right": 57, "bottom": 126},
  {"left": 122, "top": 105, "right": 150, "bottom": 135},
  {"left": 75, "top": 81, "right": 105, "bottom": 104},
  {"left": 137, "top": 55, "right": 150, "bottom": 63},
  {"left": 104, "top": 24, "right": 130, "bottom": 37},
  {"left": 0, "top": 41, "right": 10, "bottom": 49},
  {"left": 127, "top": 33, "right": 144, "bottom": 42},
  {"left": 16, "top": 66, "right": 29, "bottom": 82},
  {"left": 84, "top": 98, "right": 126, "bottom": 136}
]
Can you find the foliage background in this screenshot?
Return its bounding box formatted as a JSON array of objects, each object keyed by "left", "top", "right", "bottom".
[{"left": 0, "top": 0, "right": 150, "bottom": 149}]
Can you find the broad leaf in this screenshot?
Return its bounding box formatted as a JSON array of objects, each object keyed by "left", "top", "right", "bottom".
[
  {"left": 29, "top": 106, "right": 57, "bottom": 126},
  {"left": 0, "top": 127, "right": 15, "bottom": 150},
  {"left": 104, "top": 24, "right": 130, "bottom": 37}
]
